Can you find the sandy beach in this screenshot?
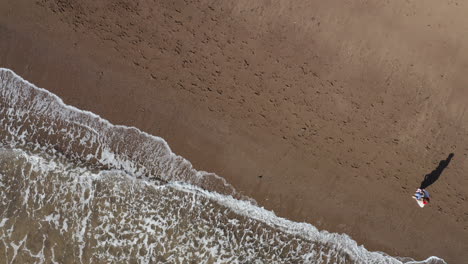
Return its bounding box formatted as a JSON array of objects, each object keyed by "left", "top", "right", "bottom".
[{"left": 1, "top": 0, "right": 468, "bottom": 262}]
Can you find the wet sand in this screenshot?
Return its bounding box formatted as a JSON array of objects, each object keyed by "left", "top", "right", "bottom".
[{"left": 1, "top": 0, "right": 468, "bottom": 262}]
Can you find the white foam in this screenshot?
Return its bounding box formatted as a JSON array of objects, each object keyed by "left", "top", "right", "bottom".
[
  {"left": 0, "top": 218, "right": 8, "bottom": 228},
  {"left": 0, "top": 67, "right": 240, "bottom": 199}
]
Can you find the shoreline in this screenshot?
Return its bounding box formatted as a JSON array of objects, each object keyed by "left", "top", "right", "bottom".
[
  {"left": 0, "top": 67, "right": 446, "bottom": 263},
  {"left": 1, "top": 1, "right": 468, "bottom": 263}
]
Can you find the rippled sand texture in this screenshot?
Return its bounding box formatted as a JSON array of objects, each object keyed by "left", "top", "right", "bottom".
[{"left": 2, "top": 1, "right": 468, "bottom": 262}]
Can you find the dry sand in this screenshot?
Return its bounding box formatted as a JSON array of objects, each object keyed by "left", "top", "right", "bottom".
[{"left": 1, "top": 0, "right": 468, "bottom": 262}]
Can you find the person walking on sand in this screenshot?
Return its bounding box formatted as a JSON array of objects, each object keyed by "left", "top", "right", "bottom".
[
  {"left": 412, "top": 153, "right": 453, "bottom": 208},
  {"left": 413, "top": 188, "right": 430, "bottom": 208}
]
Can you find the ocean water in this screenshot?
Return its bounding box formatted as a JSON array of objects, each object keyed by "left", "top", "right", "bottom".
[{"left": 0, "top": 68, "right": 446, "bottom": 264}]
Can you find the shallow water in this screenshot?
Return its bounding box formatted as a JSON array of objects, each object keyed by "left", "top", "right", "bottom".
[{"left": 0, "top": 68, "right": 447, "bottom": 263}]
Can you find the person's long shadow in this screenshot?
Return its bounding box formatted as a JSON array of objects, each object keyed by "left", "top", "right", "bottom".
[{"left": 420, "top": 153, "right": 454, "bottom": 189}]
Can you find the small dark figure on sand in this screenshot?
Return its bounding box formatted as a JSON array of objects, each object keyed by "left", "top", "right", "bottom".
[
  {"left": 413, "top": 188, "right": 430, "bottom": 207},
  {"left": 412, "top": 153, "right": 454, "bottom": 208}
]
